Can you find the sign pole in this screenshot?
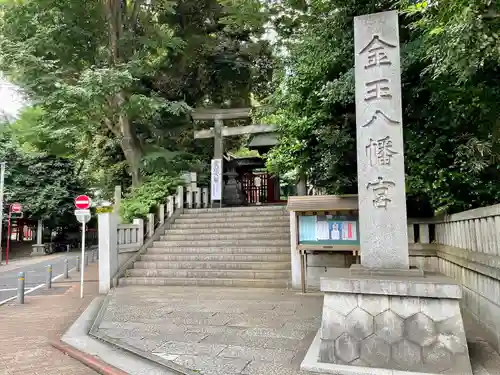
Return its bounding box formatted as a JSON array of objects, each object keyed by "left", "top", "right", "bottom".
[
  {"left": 6, "top": 206, "right": 11, "bottom": 265},
  {"left": 80, "top": 221, "right": 85, "bottom": 298},
  {"left": 75, "top": 194, "right": 91, "bottom": 299},
  {"left": 0, "top": 162, "right": 5, "bottom": 263}
]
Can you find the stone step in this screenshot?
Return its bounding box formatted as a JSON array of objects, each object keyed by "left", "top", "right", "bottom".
[
  {"left": 140, "top": 253, "right": 291, "bottom": 262},
  {"left": 133, "top": 260, "right": 291, "bottom": 270},
  {"left": 175, "top": 216, "right": 289, "bottom": 224},
  {"left": 167, "top": 225, "right": 290, "bottom": 233},
  {"left": 179, "top": 211, "right": 287, "bottom": 218},
  {"left": 147, "top": 246, "right": 289, "bottom": 254},
  {"left": 127, "top": 268, "right": 291, "bottom": 279},
  {"left": 119, "top": 277, "right": 290, "bottom": 288},
  {"left": 153, "top": 239, "right": 290, "bottom": 247},
  {"left": 160, "top": 232, "right": 288, "bottom": 241},
  {"left": 184, "top": 205, "right": 286, "bottom": 213}
]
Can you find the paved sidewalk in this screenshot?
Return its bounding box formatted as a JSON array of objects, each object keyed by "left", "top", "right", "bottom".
[
  {"left": 0, "top": 263, "right": 99, "bottom": 375},
  {"left": 93, "top": 285, "right": 324, "bottom": 375}
]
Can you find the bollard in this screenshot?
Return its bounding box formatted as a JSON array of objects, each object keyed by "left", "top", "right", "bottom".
[
  {"left": 91, "top": 250, "right": 95, "bottom": 263},
  {"left": 76, "top": 256, "right": 80, "bottom": 272},
  {"left": 96, "top": 249, "right": 99, "bottom": 260},
  {"left": 17, "top": 272, "right": 25, "bottom": 304},
  {"left": 85, "top": 253, "right": 89, "bottom": 267},
  {"left": 66, "top": 244, "right": 70, "bottom": 252},
  {"left": 64, "top": 258, "right": 69, "bottom": 279},
  {"left": 46, "top": 264, "right": 52, "bottom": 289}
]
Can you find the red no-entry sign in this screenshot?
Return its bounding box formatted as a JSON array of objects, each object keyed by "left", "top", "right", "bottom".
[
  {"left": 75, "top": 195, "right": 91, "bottom": 209},
  {"left": 11, "top": 203, "right": 22, "bottom": 213}
]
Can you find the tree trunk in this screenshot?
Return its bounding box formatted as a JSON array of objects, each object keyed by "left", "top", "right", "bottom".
[
  {"left": 105, "top": 0, "right": 143, "bottom": 187},
  {"left": 118, "top": 108, "right": 142, "bottom": 188}
]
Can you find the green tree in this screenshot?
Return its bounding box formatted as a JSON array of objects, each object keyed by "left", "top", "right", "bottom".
[
  {"left": 0, "top": 130, "right": 87, "bottom": 227},
  {"left": 263, "top": 0, "right": 500, "bottom": 215},
  {"left": 0, "top": 0, "right": 272, "bottom": 190}
]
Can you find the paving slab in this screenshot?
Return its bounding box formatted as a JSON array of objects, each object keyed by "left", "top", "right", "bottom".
[
  {"left": 92, "top": 285, "right": 324, "bottom": 374},
  {"left": 90, "top": 285, "right": 500, "bottom": 375}
]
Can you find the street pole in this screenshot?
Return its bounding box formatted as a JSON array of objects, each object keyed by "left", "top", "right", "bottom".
[
  {"left": 80, "top": 222, "right": 85, "bottom": 298},
  {"left": 0, "top": 162, "right": 6, "bottom": 263},
  {"left": 5, "top": 206, "right": 11, "bottom": 265}
]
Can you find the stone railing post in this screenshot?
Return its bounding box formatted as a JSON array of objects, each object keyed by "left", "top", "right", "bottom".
[
  {"left": 98, "top": 213, "right": 118, "bottom": 294},
  {"left": 167, "top": 196, "right": 174, "bottom": 217},
  {"left": 176, "top": 185, "right": 184, "bottom": 209},
  {"left": 159, "top": 204, "right": 165, "bottom": 224},
  {"left": 31, "top": 219, "right": 45, "bottom": 256},
  {"left": 133, "top": 218, "right": 144, "bottom": 246},
  {"left": 407, "top": 223, "right": 415, "bottom": 244},
  {"left": 147, "top": 213, "right": 155, "bottom": 237},
  {"left": 202, "top": 187, "right": 209, "bottom": 208},
  {"left": 419, "top": 223, "right": 430, "bottom": 244}
]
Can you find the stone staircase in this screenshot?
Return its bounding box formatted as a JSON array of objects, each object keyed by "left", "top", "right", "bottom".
[{"left": 120, "top": 205, "right": 291, "bottom": 288}]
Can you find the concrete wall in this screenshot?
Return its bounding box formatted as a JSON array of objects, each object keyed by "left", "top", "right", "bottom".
[{"left": 430, "top": 204, "right": 500, "bottom": 353}]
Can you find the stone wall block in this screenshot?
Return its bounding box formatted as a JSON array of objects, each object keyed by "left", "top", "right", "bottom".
[
  {"left": 335, "top": 333, "right": 360, "bottom": 363},
  {"left": 344, "top": 308, "right": 374, "bottom": 340},
  {"left": 420, "top": 298, "right": 458, "bottom": 322},
  {"left": 321, "top": 307, "right": 346, "bottom": 340},
  {"left": 360, "top": 336, "right": 391, "bottom": 367},
  {"left": 392, "top": 339, "right": 422, "bottom": 370},
  {"left": 358, "top": 294, "right": 389, "bottom": 316},
  {"left": 389, "top": 295, "right": 420, "bottom": 318},
  {"left": 324, "top": 293, "right": 358, "bottom": 316},
  {"left": 374, "top": 310, "right": 404, "bottom": 344},
  {"left": 404, "top": 312, "right": 437, "bottom": 347}
]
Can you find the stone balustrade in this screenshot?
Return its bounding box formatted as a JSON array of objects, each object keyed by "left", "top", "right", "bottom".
[{"left": 98, "top": 174, "right": 210, "bottom": 294}]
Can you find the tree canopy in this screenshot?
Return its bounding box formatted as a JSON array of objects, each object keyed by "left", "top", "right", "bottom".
[
  {"left": 263, "top": 0, "right": 500, "bottom": 215},
  {"left": 0, "top": 0, "right": 271, "bottom": 191}
]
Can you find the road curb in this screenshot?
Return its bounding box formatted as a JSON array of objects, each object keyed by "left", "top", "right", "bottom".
[{"left": 50, "top": 338, "right": 128, "bottom": 375}]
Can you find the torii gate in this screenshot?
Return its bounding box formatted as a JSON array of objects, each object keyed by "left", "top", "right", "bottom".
[{"left": 191, "top": 108, "right": 276, "bottom": 205}]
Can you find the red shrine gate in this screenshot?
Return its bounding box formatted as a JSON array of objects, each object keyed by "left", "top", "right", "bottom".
[{"left": 240, "top": 171, "right": 281, "bottom": 204}]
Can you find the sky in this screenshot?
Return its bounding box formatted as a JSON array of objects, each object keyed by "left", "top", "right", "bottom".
[{"left": 0, "top": 77, "right": 25, "bottom": 119}]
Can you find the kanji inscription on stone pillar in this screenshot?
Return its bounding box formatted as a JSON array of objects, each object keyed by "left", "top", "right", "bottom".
[{"left": 354, "top": 10, "right": 409, "bottom": 269}]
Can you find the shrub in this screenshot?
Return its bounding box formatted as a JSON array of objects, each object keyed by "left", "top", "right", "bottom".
[{"left": 120, "top": 174, "right": 182, "bottom": 223}]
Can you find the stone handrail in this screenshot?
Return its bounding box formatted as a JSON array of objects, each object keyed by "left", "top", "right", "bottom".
[{"left": 115, "top": 173, "right": 211, "bottom": 251}]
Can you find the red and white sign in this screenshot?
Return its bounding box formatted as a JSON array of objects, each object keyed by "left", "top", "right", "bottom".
[
  {"left": 75, "top": 195, "right": 91, "bottom": 209},
  {"left": 11, "top": 203, "right": 22, "bottom": 213}
]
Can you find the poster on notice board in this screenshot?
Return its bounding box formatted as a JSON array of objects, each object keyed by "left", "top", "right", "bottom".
[{"left": 298, "top": 214, "right": 360, "bottom": 245}]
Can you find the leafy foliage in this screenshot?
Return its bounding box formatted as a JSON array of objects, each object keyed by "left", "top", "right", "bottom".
[
  {"left": 264, "top": 0, "right": 500, "bottom": 215},
  {"left": 0, "top": 0, "right": 273, "bottom": 192},
  {"left": 120, "top": 174, "right": 182, "bottom": 223},
  {"left": 0, "top": 128, "right": 87, "bottom": 227}
]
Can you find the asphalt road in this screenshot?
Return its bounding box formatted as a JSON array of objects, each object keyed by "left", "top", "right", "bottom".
[{"left": 0, "top": 250, "right": 95, "bottom": 302}]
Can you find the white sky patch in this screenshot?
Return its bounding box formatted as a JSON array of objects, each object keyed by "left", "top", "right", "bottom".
[{"left": 0, "top": 76, "right": 26, "bottom": 120}]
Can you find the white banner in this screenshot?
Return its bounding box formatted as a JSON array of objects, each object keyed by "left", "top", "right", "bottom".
[{"left": 211, "top": 159, "right": 222, "bottom": 201}]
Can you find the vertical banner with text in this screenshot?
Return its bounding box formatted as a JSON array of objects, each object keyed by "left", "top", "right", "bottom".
[{"left": 211, "top": 159, "right": 222, "bottom": 201}]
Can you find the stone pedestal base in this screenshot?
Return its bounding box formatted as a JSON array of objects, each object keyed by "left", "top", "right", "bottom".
[
  {"left": 31, "top": 244, "right": 45, "bottom": 256},
  {"left": 301, "top": 267, "right": 473, "bottom": 375}
]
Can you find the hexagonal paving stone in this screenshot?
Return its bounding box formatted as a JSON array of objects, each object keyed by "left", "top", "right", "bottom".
[
  {"left": 324, "top": 293, "right": 358, "bottom": 316},
  {"left": 420, "top": 298, "right": 458, "bottom": 322},
  {"left": 358, "top": 295, "right": 389, "bottom": 316},
  {"left": 423, "top": 342, "right": 454, "bottom": 373},
  {"left": 375, "top": 310, "right": 404, "bottom": 344},
  {"left": 404, "top": 312, "right": 437, "bottom": 346},
  {"left": 344, "top": 308, "right": 374, "bottom": 340},
  {"left": 321, "top": 307, "right": 346, "bottom": 340},
  {"left": 335, "top": 333, "right": 361, "bottom": 363},
  {"left": 360, "top": 335, "right": 391, "bottom": 367},
  {"left": 389, "top": 296, "right": 420, "bottom": 318},
  {"left": 392, "top": 339, "right": 423, "bottom": 370}
]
